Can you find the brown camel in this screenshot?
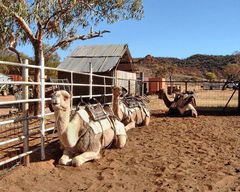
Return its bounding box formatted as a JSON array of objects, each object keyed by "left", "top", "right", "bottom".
[
  {"left": 111, "top": 85, "right": 150, "bottom": 131},
  {"left": 158, "top": 89, "right": 198, "bottom": 117}
]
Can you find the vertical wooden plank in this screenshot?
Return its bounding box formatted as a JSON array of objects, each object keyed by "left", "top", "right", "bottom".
[
  {"left": 238, "top": 81, "right": 240, "bottom": 111},
  {"left": 140, "top": 72, "right": 144, "bottom": 96},
  {"left": 185, "top": 81, "right": 188, "bottom": 93}
]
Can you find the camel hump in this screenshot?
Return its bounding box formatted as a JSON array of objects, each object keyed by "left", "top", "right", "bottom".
[{"left": 77, "top": 109, "right": 90, "bottom": 123}]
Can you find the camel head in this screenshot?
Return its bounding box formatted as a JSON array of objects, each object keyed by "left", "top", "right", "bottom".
[
  {"left": 51, "top": 90, "right": 71, "bottom": 111},
  {"left": 112, "top": 85, "right": 128, "bottom": 97}
]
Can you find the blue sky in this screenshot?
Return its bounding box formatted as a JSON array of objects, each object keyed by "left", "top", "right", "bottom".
[{"left": 19, "top": 0, "right": 240, "bottom": 60}]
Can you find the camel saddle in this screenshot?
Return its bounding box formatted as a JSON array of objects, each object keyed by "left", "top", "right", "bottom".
[
  {"left": 121, "top": 96, "right": 146, "bottom": 109},
  {"left": 85, "top": 103, "right": 108, "bottom": 121}
]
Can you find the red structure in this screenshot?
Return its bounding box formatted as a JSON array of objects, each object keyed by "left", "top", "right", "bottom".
[
  {"left": 9, "top": 74, "right": 22, "bottom": 81},
  {"left": 144, "top": 77, "right": 166, "bottom": 94}
]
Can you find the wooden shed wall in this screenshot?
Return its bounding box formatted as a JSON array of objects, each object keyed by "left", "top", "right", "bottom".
[
  {"left": 58, "top": 71, "right": 114, "bottom": 104},
  {"left": 116, "top": 70, "right": 136, "bottom": 95}
]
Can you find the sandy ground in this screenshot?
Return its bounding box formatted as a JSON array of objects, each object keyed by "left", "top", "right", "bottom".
[
  {"left": 0, "top": 95, "right": 16, "bottom": 115},
  {"left": 0, "top": 110, "right": 240, "bottom": 192}
]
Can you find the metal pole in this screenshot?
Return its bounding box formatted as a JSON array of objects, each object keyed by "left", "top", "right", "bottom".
[
  {"left": 22, "top": 59, "right": 29, "bottom": 166},
  {"left": 89, "top": 62, "right": 93, "bottom": 99},
  {"left": 40, "top": 51, "right": 46, "bottom": 160},
  {"left": 103, "top": 77, "right": 106, "bottom": 103},
  {"left": 71, "top": 72, "right": 73, "bottom": 109}
]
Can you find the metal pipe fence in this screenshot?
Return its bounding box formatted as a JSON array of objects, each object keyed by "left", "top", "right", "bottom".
[
  {"left": 144, "top": 80, "right": 239, "bottom": 112},
  {"left": 0, "top": 57, "right": 142, "bottom": 175},
  {"left": 1, "top": 57, "right": 239, "bottom": 175}
]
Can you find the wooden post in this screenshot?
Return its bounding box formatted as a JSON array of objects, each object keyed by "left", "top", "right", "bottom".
[
  {"left": 170, "top": 75, "right": 173, "bottom": 95},
  {"left": 140, "top": 72, "right": 144, "bottom": 96},
  {"left": 128, "top": 80, "right": 131, "bottom": 95},
  {"left": 185, "top": 81, "right": 188, "bottom": 92},
  {"left": 22, "top": 59, "right": 29, "bottom": 166},
  {"left": 238, "top": 81, "right": 240, "bottom": 112}
]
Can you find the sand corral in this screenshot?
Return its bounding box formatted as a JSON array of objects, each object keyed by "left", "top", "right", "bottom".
[{"left": 0, "top": 110, "right": 240, "bottom": 192}]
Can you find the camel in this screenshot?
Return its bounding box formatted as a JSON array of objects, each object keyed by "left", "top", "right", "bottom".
[
  {"left": 51, "top": 90, "right": 127, "bottom": 167},
  {"left": 158, "top": 89, "right": 198, "bottom": 117},
  {"left": 111, "top": 85, "right": 150, "bottom": 131}
]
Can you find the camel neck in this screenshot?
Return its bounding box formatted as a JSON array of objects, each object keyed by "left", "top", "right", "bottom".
[
  {"left": 55, "top": 108, "right": 71, "bottom": 134},
  {"left": 112, "top": 95, "right": 120, "bottom": 115},
  {"left": 161, "top": 92, "right": 173, "bottom": 108}
]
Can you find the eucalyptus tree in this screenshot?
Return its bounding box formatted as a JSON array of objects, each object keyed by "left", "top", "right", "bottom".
[{"left": 0, "top": 0, "right": 143, "bottom": 113}]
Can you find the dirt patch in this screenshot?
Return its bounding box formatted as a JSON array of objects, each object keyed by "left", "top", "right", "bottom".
[{"left": 0, "top": 112, "right": 240, "bottom": 192}]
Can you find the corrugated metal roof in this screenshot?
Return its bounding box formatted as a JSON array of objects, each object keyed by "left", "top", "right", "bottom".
[{"left": 58, "top": 44, "right": 128, "bottom": 73}]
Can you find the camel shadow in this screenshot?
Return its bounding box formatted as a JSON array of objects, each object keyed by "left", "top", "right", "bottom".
[
  {"left": 29, "top": 141, "right": 62, "bottom": 166},
  {"left": 197, "top": 107, "right": 240, "bottom": 116},
  {"left": 151, "top": 107, "right": 240, "bottom": 117}
]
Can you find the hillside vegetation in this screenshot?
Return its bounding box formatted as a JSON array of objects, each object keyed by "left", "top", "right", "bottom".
[{"left": 133, "top": 54, "right": 240, "bottom": 81}]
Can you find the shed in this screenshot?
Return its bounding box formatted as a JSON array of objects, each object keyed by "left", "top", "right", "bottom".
[
  {"left": 144, "top": 77, "right": 166, "bottom": 94},
  {"left": 57, "top": 44, "right": 136, "bottom": 102}
]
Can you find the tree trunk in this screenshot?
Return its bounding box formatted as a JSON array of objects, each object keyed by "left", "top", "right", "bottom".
[{"left": 33, "top": 42, "right": 42, "bottom": 116}]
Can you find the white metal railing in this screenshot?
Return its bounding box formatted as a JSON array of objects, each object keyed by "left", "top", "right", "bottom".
[{"left": 0, "top": 55, "right": 142, "bottom": 169}]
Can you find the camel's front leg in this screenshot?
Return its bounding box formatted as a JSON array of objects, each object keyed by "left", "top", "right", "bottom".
[
  {"left": 72, "top": 151, "right": 101, "bottom": 167},
  {"left": 115, "top": 135, "right": 127, "bottom": 148},
  {"left": 143, "top": 116, "right": 150, "bottom": 126},
  {"left": 125, "top": 121, "right": 136, "bottom": 131},
  {"left": 185, "top": 104, "right": 198, "bottom": 117},
  {"left": 59, "top": 149, "right": 73, "bottom": 166}
]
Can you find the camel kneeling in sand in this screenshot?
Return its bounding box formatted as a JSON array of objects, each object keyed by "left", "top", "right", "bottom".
[
  {"left": 158, "top": 89, "right": 198, "bottom": 117},
  {"left": 51, "top": 90, "right": 127, "bottom": 167},
  {"left": 111, "top": 85, "right": 150, "bottom": 131}
]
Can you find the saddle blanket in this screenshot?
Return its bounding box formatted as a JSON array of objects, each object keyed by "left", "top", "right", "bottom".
[{"left": 77, "top": 109, "right": 126, "bottom": 136}]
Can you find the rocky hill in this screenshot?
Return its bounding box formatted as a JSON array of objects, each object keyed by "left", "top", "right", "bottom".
[{"left": 133, "top": 54, "right": 240, "bottom": 81}]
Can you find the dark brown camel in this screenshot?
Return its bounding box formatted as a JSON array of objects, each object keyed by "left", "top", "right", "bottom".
[{"left": 158, "top": 89, "right": 198, "bottom": 117}]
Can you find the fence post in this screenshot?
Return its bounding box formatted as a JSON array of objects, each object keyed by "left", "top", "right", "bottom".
[
  {"left": 103, "top": 77, "right": 106, "bottom": 103},
  {"left": 238, "top": 81, "right": 240, "bottom": 112},
  {"left": 169, "top": 75, "right": 173, "bottom": 95},
  {"left": 140, "top": 72, "right": 144, "bottom": 96},
  {"left": 128, "top": 80, "right": 131, "bottom": 95},
  {"left": 71, "top": 72, "right": 73, "bottom": 109},
  {"left": 22, "top": 59, "right": 29, "bottom": 166},
  {"left": 89, "top": 62, "right": 93, "bottom": 99},
  {"left": 40, "top": 51, "right": 45, "bottom": 160},
  {"left": 185, "top": 81, "right": 188, "bottom": 92}
]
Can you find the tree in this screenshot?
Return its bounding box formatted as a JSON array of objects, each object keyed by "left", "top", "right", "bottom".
[
  {"left": 0, "top": 0, "right": 143, "bottom": 114},
  {"left": 223, "top": 64, "right": 240, "bottom": 81},
  {"left": 0, "top": 49, "right": 30, "bottom": 74},
  {"left": 205, "top": 72, "right": 217, "bottom": 81}
]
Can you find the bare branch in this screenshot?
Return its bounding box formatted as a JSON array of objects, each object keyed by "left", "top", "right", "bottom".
[
  {"left": 44, "top": 30, "right": 110, "bottom": 59},
  {"left": 8, "top": 47, "right": 22, "bottom": 63}
]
